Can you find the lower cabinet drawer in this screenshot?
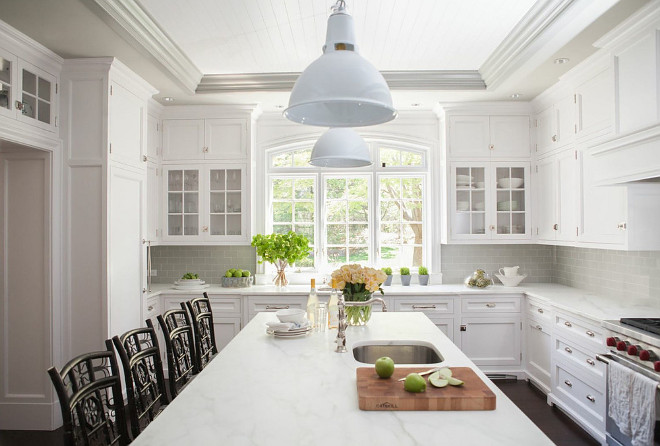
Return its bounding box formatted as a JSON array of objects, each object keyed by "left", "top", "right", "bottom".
[
  {"left": 395, "top": 298, "right": 454, "bottom": 314},
  {"left": 555, "top": 335, "right": 605, "bottom": 386},
  {"left": 526, "top": 299, "right": 553, "bottom": 323},
  {"left": 555, "top": 311, "right": 605, "bottom": 351},
  {"left": 554, "top": 362, "right": 605, "bottom": 432},
  {"left": 461, "top": 297, "right": 520, "bottom": 313},
  {"left": 246, "top": 296, "right": 306, "bottom": 320}
]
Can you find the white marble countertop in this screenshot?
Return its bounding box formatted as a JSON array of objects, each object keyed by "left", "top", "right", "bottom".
[
  {"left": 148, "top": 282, "right": 660, "bottom": 324},
  {"left": 131, "top": 312, "right": 553, "bottom": 446}
]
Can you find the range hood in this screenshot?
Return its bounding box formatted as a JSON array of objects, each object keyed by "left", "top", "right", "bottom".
[{"left": 586, "top": 123, "right": 660, "bottom": 186}]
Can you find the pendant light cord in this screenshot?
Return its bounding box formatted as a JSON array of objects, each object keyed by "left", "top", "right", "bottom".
[{"left": 332, "top": 0, "right": 347, "bottom": 14}]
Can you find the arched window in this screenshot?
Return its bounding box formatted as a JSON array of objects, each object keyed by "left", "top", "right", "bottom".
[{"left": 266, "top": 140, "right": 430, "bottom": 272}]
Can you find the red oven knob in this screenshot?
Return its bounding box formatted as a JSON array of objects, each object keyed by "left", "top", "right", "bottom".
[
  {"left": 627, "top": 345, "right": 639, "bottom": 356},
  {"left": 640, "top": 350, "right": 657, "bottom": 361},
  {"left": 616, "top": 340, "right": 629, "bottom": 351},
  {"left": 606, "top": 337, "right": 619, "bottom": 347},
  {"left": 655, "top": 361, "right": 660, "bottom": 372}
]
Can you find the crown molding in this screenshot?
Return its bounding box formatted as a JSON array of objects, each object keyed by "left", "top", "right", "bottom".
[
  {"left": 594, "top": 1, "right": 660, "bottom": 52},
  {"left": 480, "top": 0, "right": 577, "bottom": 90},
  {"left": 197, "top": 70, "right": 485, "bottom": 93},
  {"left": 0, "top": 20, "right": 63, "bottom": 74},
  {"left": 90, "top": 0, "right": 202, "bottom": 94}
]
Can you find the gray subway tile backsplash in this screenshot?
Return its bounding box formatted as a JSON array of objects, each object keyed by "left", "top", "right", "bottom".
[{"left": 152, "top": 243, "right": 660, "bottom": 300}]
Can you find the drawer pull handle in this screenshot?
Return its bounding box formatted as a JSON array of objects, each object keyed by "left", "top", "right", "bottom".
[
  {"left": 564, "top": 321, "right": 572, "bottom": 328},
  {"left": 586, "top": 358, "right": 595, "bottom": 366},
  {"left": 586, "top": 395, "right": 595, "bottom": 403},
  {"left": 147, "top": 305, "right": 154, "bottom": 311},
  {"left": 537, "top": 308, "right": 544, "bottom": 314},
  {"left": 536, "top": 325, "right": 543, "bottom": 331},
  {"left": 564, "top": 380, "right": 573, "bottom": 388},
  {"left": 412, "top": 305, "right": 436, "bottom": 310},
  {"left": 266, "top": 305, "right": 289, "bottom": 310},
  {"left": 586, "top": 330, "right": 595, "bottom": 337},
  {"left": 565, "top": 347, "right": 572, "bottom": 354},
  {"left": 486, "top": 303, "right": 496, "bottom": 308}
]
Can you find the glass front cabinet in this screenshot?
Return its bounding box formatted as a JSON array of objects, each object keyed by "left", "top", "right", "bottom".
[
  {"left": 450, "top": 162, "right": 530, "bottom": 241},
  {"left": 0, "top": 47, "right": 57, "bottom": 131},
  {"left": 163, "top": 164, "right": 248, "bottom": 243}
]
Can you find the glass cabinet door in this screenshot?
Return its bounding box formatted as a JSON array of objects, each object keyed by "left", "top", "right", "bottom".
[
  {"left": 0, "top": 53, "right": 13, "bottom": 116},
  {"left": 209, "top": 168, "right": 242, "bottom": 236},
  {"left": 167, "top": 169, "right": 199, "bottom": 236},
  {"left": 453, "top": 166, "right": 487, "bottom": 236},
  {"left": 494, "top": 166, "right": 527, "bottom": 236},
  {"left": 16, "top": 60, "right": 56, "bottom": 130}
]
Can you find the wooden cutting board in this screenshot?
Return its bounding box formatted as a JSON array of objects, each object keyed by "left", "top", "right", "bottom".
[{"left": 356, "top": 367, "right": 496, "bottom": 411}]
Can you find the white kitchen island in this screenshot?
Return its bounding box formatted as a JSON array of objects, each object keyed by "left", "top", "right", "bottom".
[{"left": 132, "top": 312, "right": 553, "bottom": 445}]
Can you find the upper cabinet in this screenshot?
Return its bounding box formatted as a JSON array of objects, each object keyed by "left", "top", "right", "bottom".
[
  {"left": 162, "top": 118, "right": 247, "bottom": 161},
  {"left": 109, "top": 81, "right": 148, "bottom": 169},
  {"left": 448, "top": 115, "right": 530, "bottom": 159},
  {"left": 574, "top": 67, "right": 614, "bottom": 142},
  {"left": 535, "top": 95, "right": 574, "bottom": 155},
  {"left": 0, "top": 24, "right": 62, "bottom": 134}
]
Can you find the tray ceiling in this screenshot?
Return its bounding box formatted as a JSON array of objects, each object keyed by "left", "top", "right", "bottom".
[{"left": 136, "top": 0, "right": 536, "bottom": 74}]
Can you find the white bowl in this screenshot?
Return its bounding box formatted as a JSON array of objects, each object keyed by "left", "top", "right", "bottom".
[
  {"left": 498, "top": 178, "right": 524, "bottom": 189},
  {"left": 474, "top": 202, "right": 485, "bottom": 211},
  {"left": 275, "top": 308, "right": 307, "bottom": 324},
  {"left": 457, "top": 201, "right": 469, "bottom": 211},
  {"left": 497, "top": 200, "right": 518, "bottom": 211},
  {"left": 475, "top": 181, "right": 485, "bottom": 188},
  {"left": 495, "top": 273, "right": 527, "bottom": 287}
]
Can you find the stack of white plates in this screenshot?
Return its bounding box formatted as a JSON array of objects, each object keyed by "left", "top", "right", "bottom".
[
  {"left": 266, "top": 320, "right": 312, "bottom": 338},
  {"left": 173, "top": 279, "right": 209, "bottom": 290}
]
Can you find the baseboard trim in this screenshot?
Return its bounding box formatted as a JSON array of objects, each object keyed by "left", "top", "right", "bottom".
[{"left": 0, "top": 401, "right": 62, "bottom": 430}]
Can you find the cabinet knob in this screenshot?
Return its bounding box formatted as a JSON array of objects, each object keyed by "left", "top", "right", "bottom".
[
  {"left": 552, "top": 135, "right": 557, "bottom": 142},
  {"left": 586, "top": 358, "right": 595, "bottom": 366},
  {"left": 489, "top": 144, "right": 494, "bottom": 150},
  {"left": 586, "top": 395, "right": 595, "bottom": 403},
  {"left": 489, "top": 225, "right": 495, "bottom": 231},
  {"left": 564, "top": 379, "right": 573, "bottom": 388},
  {"left": 147, "top": 305, "right": 154, "bottom": 311},
  {"left": 143, "top": 155, "right": 148, "bottom": 162},
  {"left": 15, "top": 101, "right": 23, "bottom": 110},
  {"left": 586, "top": 330, "right": 595, "bottom": 337},
  {"left": 485, "top": 303, "right": 496, "bottom": 308},
  {"left": 564, "top": 321, "right": 572, "bottom": 328},
  {"left": 142, "top": 288, "right": 147, "bottom": 293},
  {"left": 553, "top": 223, "right": 558, "bottom": 231},
  {"left": 564, "top": 346, "right": 572, "bottom": 354},
  {"left": 202, "top": 226, "right": 209, "bottom": 232},
  {"left": 617, "top": 222, "right": 627, "bottom": 230},
  {"left": 536, "top": 325, "right": 542, "bottom": 331},
  {"left": 202, "top": 146, "right": 209, "bottom": 153},
  {"left": 537, "top": 308, "right": 544, "bottom": 314}
]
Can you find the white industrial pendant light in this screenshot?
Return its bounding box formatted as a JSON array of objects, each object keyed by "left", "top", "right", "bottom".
[
  {"left": 284, "top": 0, "right": 397, "bottom": 127},
  {"left": 309, "top": 128, "right": 372, "bottom": 167}
]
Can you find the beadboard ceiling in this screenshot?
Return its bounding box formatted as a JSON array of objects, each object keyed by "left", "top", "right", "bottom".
[
  {"left": 0, "top": 0, "right": 650, "bottom": 108},
  {"left": 136, "top": 0, "right": 535, "bottom": 74}
]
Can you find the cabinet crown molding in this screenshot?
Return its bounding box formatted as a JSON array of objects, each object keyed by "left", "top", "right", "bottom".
[
  {"left": 594, "top": 2, "right": 660, "bottom": 52},
  {"left": 0, "top": 19, "right": 63, "bottom": 74}
]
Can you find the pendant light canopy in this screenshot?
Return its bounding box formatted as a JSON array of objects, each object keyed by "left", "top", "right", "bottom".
[
  {"left": 309, "top": 128, "right": 372, "bottom": 168},
  {"left": 284, "top": 1, "right": 397, "bottom": 127}
]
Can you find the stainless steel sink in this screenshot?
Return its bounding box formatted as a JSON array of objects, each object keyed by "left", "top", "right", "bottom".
[{"left": 352, "top": 342, "right": 443, "bottom": 364}]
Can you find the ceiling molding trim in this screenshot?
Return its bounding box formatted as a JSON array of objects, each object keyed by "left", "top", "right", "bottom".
[
  {"left": 90, "top": 0, "right": 202, "bottom": 94},
  {"left": 479, "top": 0, "right": 577, "bottom": 90},
  {"left": 197, "top": 71, "right": 486, "bottom": 93}
]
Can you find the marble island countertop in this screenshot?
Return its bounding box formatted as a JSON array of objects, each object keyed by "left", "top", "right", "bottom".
[
  {"left": 148, "top": 282, "right": 660, "bottom": 324},
  {"left": 131, "top": 312, "right": 554, "bottom": 446}
]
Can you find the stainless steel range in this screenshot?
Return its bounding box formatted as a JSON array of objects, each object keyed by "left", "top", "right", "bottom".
[{"left": 600, "top": 318, "right": 660, "bottom": 446}]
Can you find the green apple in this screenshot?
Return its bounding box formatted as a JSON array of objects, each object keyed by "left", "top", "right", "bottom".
[{"left": 374, "top": 356, "right": 394, "bottom": 379}]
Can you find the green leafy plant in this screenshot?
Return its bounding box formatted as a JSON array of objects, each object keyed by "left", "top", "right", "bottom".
[
  {"left": 400, "top": 267, "right": 410, "bottom": 276},
  {"left": 382, "top": 267, "right": 393, "bottom": 275},
  {"left": 251, "top": 231, "right": 311, "bottom": 265},
  {"left": 418, "top": 266, "right": 428, "bottom": 276}
]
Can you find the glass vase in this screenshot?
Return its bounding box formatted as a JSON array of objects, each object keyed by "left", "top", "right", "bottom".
[
  {"left": 343, "top": 285, "right": 373, "bottom": 325},
  {"left": 272, "top": 259, "right": 288, "bottom": 288},
  {"left": 345, "top": 303, "right": 372, "bottom": 326}
]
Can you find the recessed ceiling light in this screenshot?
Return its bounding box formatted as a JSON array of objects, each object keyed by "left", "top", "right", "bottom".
[
  {"left": 274, "top": 105, "right": 284, "bottom": 109},
  {"left": 162, "top": 97, "right": 175, "bottom": 102},
  {"left": 510, "top": 93, "right": 522, "bottom": 99},
  {"left": 411, "top": 103, "right": 421, "bottom": 107},
  {"left": 554, "top": 58, "right": 570, "bottom": 65}
]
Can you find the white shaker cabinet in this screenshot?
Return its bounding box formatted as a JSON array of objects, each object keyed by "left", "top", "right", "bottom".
[
  {"left": 535, "top": 95, "right": 574, "bottom": 155},
  {"left": 448, "top": 115, "right": 530, "bottom": 159},
  {"left": 108, "top": 81, "right": 148, "bottom": 169},
  {"left": 162, "top": 118, "right": 247, "bottom": 161},
  {"left": 533, "top": 150, "right": 579, "bottom": 242},
  {"left": 574, "top": 66, "right": 614, "bottom": 142},
  {"left": 524, "top": 298, "right": 553, "bottom": 393}
]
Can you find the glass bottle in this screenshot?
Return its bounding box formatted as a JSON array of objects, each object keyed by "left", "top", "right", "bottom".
[
  {"left": 328, "top": 279, "right": 339, "bottom": 329},
  {"left": 306, "top": 278, "right": 318, "bottom": 328}
]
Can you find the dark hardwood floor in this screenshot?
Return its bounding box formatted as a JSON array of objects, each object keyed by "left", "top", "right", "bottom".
[
  {"left": 495, "top": 379, "right": 600, "bottom": 446},
  {"left": 0, "top": 379, "right": 598, "bottom": 446}
]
